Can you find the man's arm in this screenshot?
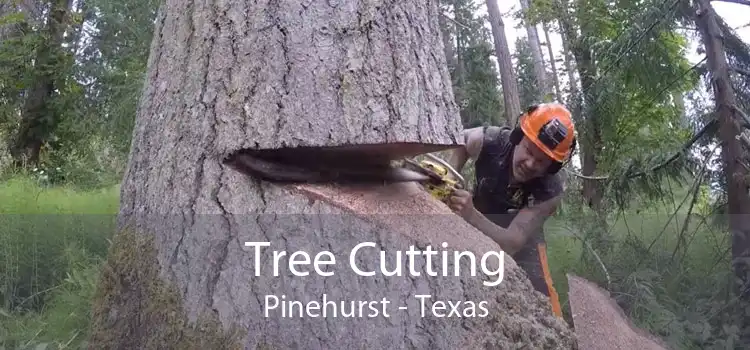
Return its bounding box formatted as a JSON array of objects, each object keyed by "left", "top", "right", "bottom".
[
  {"left": 463, "top": 195, "right": 561, "bottom": 255},
  {"left": 447, "top": 127, "right": 484, "bottom": 173},
  {"left": 474, "top": 175, "right": 564, "bottom": 254}
]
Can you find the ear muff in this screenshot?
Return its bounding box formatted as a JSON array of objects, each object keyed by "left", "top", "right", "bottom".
[
  {"left": 509, "top": 126, "right": 524, "bottom": 145},
  {"left": 547, "top": 136, "right": 576, "bottom": 174},
  {"left": 509, "top": 104, "right": 540, "bottom": 145}
]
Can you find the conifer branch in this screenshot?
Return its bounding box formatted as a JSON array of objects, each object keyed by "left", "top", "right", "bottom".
[
  {"left": 440, "top": 12, "right": 471, "bottom": 30},
  {"left": 712, "top": 0, "right": 750, "bottom": 6},
  {"left": 731, "top": 66, "right": 750, "bottom": 78},
  {"left": 565, "top": 119, "right": 718, "bottom": 182}
]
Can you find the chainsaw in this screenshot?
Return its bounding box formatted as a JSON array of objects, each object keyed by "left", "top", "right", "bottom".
[
  {"left": 223, "top": 147, "right": 466, "bottom": 203},
  {"left": 398, "top": 153, "right": 466, "bottom": 202}
]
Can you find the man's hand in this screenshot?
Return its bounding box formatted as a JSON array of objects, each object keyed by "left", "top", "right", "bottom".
[{"left": 447, "top": 189, "right": 474, "bottom": 219}]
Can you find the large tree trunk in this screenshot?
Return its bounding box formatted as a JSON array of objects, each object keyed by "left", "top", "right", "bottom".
[
  {"left": 485, "top": 0, "right": 521, "bottom": 125},
  {"left": 519, "top": 0, "right": 549, "bottom": 101},
  {"left": 87, "top": 1, "right": 576, "bottom": 349},
  {"left": 695, "top": 0, "right": 750, "bottom": 308}
]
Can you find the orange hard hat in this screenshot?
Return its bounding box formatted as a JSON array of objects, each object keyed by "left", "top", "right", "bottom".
[{"left": 519, "top": 103, "right": 576, "bottom": 163}]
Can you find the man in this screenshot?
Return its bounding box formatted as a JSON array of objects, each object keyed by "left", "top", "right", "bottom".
[{"left": 445, "top": 103, "right": 577, "bottom": 318}]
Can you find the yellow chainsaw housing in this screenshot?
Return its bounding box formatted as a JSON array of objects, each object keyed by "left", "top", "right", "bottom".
[{"left": 417, "top": 159, "right": 461, "bottom": 203}]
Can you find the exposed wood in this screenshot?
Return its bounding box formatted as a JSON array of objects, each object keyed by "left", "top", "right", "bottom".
[{"left": 567, "top": 274, "right": 670, "bottom": 350}]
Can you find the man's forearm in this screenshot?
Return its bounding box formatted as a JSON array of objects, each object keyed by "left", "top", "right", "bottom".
[
  {"left": 463, "top": 196, "right": 562, "bottom": 255},
  {"left": 447, "top": 147, "right": 469, "bottom": 173},
  {"left": 447, "top": 127, "right": 483, "bottom": 174},
  {"left": 464, "top": 208, "right": 525, "bottom": 255}
]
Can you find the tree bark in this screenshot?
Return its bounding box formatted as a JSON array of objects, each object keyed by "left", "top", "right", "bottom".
[
  {"left": 556, "top": 2, "right": 603, "bottom": 211},
  {"left": 542, "top": 22, "right": 563, "bottom": 102},
  {"left": 485, "top": 0, "right": 521, "bottom": 125},
  {"left": 88, "top": 0, "right": 576, "bottom": 348},
  {"left": 519, "top": 0, "right": 549, "bottom": 101},
  {"left": 694, "top": 0, "right": 750, "bottom": 304}
]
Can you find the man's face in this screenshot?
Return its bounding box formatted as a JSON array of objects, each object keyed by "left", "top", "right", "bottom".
[{"left": 511, "top": 136, "right": 554, "bottom": 182}]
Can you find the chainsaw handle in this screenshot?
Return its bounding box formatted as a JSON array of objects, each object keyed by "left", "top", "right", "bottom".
[{"left": 424, "top": 153, "right": 466, "bottom": 188}]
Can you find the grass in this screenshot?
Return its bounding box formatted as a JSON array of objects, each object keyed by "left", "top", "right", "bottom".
[
  {"left": 0, "top": 174, "right": 735, "bottom": 349},
  {"left": 0, "top": 176, "right": 119, "bottom": 349},
  {"left": 543, "top": 188, "right": 735, "bottom": 349}
]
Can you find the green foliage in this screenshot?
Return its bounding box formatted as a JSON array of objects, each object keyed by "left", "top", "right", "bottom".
[
  {"left": 442, "top": 0, "right": 504, "bottom": 127},
  {"left": 0, "top": 17, "right": 39, "bottom": 129},
  {"left": 458, "top": 42, "right": 504, "bottom": 127},
  {"left": 514, "top": 37, "right": 543, "bottom": 108},
  {"left": 514, "top": 1, "right": 747, "bottom": 347},
  {"left": 548, "top": 180, "right": 742, "bottom": 350},
  {"left": 0, "top": 176, "right": 117, "bottom": 314},
  {"left": 0, "top": 0, "right": 159, "bottom": 186},
  {"left": 547, "top": 0, "right": 702, "bottom": 214},
  {"left": 81, "top": 0, "right": 160, "bottom": 155},
  {"left": 1, "top": 244, "right": 102, "bottom": 349}
]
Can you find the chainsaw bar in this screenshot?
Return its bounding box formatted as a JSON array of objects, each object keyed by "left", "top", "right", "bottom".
[
  {"left": 224, "top": 150, "right": 431, "bottom": 184},
  {"left": 401, "top": 158, "right": 444, "bottom": 182}
]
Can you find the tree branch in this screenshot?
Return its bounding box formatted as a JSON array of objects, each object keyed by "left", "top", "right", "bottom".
[
  {"left": 440, "top": 12, "right": 471, "bottom": 30},
  {"left": 731, "top": 66, "right": 750, "bottom": 78},
  {"left": 565, "top": 119, "right": 719, "bottom": 181},
  {"left": 712, "top": 0, "right": 750, "bottom": 6},
  {"left": 732, "top": 104, "right": 750, "bottom": 127}
]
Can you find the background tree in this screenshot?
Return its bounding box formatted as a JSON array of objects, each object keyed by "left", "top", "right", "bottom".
[
  {"left": 485, "top": 0, "right": 521, "bottom": 125},
  {"left": 442, "top": 0, "right": 504, "bottom": 127},
  {"left": 517, "top": 0, "right": 551, "bottom": 101},
  {"left": 690, "top": 0, "right": 750, "bottom": 342},
  {"left": 514, "top": 36, "right": 543, "bottom": 107}
]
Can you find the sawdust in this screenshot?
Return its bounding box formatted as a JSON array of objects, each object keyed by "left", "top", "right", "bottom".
[
  {"left": 288, "top": 181, "right": 577, "bottom": 349},
  {"left": 292, "top": 181, "right": 500, "bottom": 255},
  {"left": 567, "top": 273, "right": 670, "bottom": 350}
]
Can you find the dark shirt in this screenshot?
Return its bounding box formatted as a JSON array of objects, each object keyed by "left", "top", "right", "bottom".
[{"left": 471, "top": 126, "right": 563, "bottom": 289}]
